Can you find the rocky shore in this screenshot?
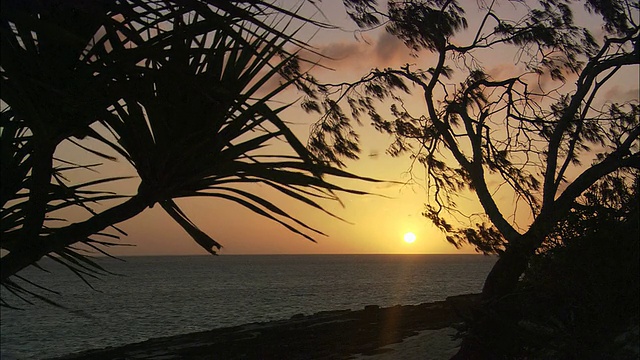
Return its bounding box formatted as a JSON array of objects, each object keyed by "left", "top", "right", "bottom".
[{"left": 50, "top": 294, "right": 480, "bottom": 360}]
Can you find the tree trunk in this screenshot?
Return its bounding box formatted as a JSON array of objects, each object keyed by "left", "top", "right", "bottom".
[
  {"left": 481, "top": 245, "right": 531, "bottom": 302},
  {"left": 451, "top": 241, "right": 534, "bottom": 359}
]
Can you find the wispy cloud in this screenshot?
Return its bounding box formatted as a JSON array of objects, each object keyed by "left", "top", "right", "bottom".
[
  {"left": 604, "top": 85, "right": 640, "bottom": 103},
  {"left": 311, "top": 31, "right": 432, "bottom": 74}
]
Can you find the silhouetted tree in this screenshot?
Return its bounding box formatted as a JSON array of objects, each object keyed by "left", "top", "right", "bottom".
[
  {"left": 457, "top": 173, "right": 639, "bottom": 357},
  {"left": 0, "top": 0, "right": 374, "bottom": 306},
  {"left": 511, "top": 175, "right": 639, "bottom": 358},
  {"left": 305, "top": 0, "right": 639, "bottom": 356}
]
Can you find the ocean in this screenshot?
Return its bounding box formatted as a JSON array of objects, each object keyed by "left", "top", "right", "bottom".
[{"left": 0, "top": 254, "right": 496, "bottom": 359}]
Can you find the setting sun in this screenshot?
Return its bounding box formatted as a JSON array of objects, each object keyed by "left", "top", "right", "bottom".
[{"left": 403, "top": 232, "right": 416, "bottom": 243}]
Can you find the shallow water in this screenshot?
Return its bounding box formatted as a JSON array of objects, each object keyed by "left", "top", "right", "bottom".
[{"left": 1, "top": 254, "right": 496, "bottom": 359}]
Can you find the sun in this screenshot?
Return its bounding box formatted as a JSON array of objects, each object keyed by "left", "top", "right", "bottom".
[{"left": 403, "top": 232, "right": 416, "bottom": 243}]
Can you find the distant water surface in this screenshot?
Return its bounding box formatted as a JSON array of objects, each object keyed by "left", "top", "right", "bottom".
[{"left": 1, "top": 254, "right": 496, "bottom": 359}]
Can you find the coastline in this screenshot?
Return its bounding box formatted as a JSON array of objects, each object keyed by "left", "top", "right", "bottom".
[{"left": 50, "top": 293, "right": 480, "bottom": 360}]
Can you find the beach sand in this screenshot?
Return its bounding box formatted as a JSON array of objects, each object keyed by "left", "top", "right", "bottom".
[{"left": 352, "top": 327, "right": 461, "bottom": 360}]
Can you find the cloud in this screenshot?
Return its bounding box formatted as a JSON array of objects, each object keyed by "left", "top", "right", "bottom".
[
  {"left": 604, "top": 85, "right": 640, "bottom": 103},
  {"left": 373, "top": 31, "right": 409, "bottom": 65},
  {"left": 485, "top": 63, "right": 521, "bottom": 79},
  {"left": 313, "top": 31, "right": 429, "bottom": 73},
  {"left": 320, "top": 41, "right": 366, "bottom": 62},
  {"left": 248, "top": 32, "right": 415, "bottom": 100}
]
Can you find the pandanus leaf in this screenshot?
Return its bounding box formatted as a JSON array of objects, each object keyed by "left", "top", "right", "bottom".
[
  {"left": 1, "top": 1, "right": 377, "bottom": 309},
  {"left": 161, "top": 199, "right": 222, "bottom": 255}
]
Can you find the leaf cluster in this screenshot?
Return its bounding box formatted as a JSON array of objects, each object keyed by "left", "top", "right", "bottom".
[
  {"left": 387, "top": 0, "right": 468, "bottom": 52},
  {"left": 311, "top": 0, "right": 639, "bottom": 253},
  {"left": 511, "top": 176, "right": 639, "bottom": 358},
  {"left": 1, "top": 0, "right": 377, "bottom": 307}
]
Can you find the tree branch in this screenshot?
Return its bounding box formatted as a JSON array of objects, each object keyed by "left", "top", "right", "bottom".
[
  {"left": 1, "top": 195, "right": 149, "bottom": 282},
  {"left": 543, "top": 38, "right": 638, "bottom": 210}
]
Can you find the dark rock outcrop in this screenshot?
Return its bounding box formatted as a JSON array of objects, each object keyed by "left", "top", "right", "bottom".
[{"left": 51, "top": 294, "right": 480, "bottom": 360}]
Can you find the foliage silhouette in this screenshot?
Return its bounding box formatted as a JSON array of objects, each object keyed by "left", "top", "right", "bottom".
[
  {"left": 306, "top": 0, "right": 639, "bottom": 356},
  {"left": 0, "top": 0, "right": 377, "bottom": 307},
  {"left": 489, "top": 175, "right": 639, "bottom": 358}
]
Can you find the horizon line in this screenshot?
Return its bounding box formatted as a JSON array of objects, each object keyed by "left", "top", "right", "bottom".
[{"left": 101, "top": 252, "right": 489, "bottom": 257}]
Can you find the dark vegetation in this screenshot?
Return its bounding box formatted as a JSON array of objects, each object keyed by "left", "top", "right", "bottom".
[
  {"left": 2, "top": 0, "right": 639, "bottom": 358},
  {"left": 307, "top": 0, "right": 639, "bottom": 357},
  {"left": 461, "top": 177, "right": 639, "bottom": 358},
  {"left": 0, "top": 0, "right": 373, "bottom": 307},
  {"left": 516, "top": 210, "right": 639, "bottom": 358}
]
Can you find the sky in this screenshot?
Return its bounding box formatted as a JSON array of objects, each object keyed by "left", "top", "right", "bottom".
[{"left": 54, "top": 0, "right": 639, "bottom": 256}]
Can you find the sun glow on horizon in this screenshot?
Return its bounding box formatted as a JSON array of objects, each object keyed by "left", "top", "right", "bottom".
[{"left": 403, "top": 232, "right": 416, "bottom": 243}]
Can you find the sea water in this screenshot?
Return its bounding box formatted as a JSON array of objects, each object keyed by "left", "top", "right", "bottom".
[{"left": 0, "top": 254, "right": 496, "bottom": 359}]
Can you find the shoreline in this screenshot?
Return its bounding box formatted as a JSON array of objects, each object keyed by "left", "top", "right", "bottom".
[{"left": 50, "top": 293, "right": 480, "bottom": 360}]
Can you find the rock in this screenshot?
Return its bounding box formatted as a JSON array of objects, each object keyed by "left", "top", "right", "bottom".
[{"left": 49, "top": 297, "right": 478, "bottom": 360}]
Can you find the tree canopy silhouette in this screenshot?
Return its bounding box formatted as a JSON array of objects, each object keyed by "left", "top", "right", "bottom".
[
  {"left": 0, "top": 0, "right": 376, "bottom": 307},
  {"left": 488, "top": 174, "right": 639, "bottom": 357},
  {"left": 304, "top": 0, "right": 638, "bottom": 356}
]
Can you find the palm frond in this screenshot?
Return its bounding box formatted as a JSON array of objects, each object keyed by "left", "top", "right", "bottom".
[
  {"left": 1, "top": 0, "right": 377, "bottom": 308},
  {"left": 161, "top": 200, "right": 222, "bottom": 254}
]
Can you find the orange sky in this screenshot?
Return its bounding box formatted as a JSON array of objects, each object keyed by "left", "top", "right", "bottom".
[{"left": 55, "top": 0, "right": 639, "bottom": 256}]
